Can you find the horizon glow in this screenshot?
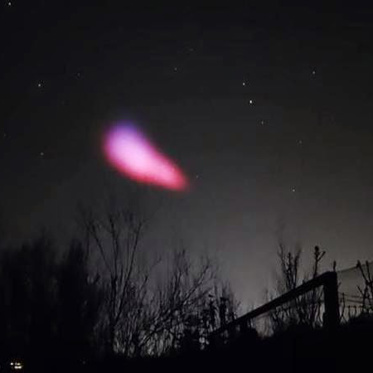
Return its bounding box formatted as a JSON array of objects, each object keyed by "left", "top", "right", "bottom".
[{"left": 103, "top": 124, "right": 189, "bottom": 191}]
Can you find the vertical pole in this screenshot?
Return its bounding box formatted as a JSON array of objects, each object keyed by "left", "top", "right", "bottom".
[{"left": 323, "top": 272, "right": 340, "bottom": 330}]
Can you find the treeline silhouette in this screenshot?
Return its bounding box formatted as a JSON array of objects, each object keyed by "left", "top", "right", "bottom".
[
  {"left": 0, "top": 202, "right": 239, "bottom": 372},
  {"left": 1, "top": 206, "right": 372, "bottom": 373},
  {"left": 0, "top": 236, "right": 101, "bottom": 370}
]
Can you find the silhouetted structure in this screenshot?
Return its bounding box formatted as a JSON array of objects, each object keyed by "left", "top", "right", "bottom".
[{"left": 208, "top": 271, "right": 340, "bottom": 347}]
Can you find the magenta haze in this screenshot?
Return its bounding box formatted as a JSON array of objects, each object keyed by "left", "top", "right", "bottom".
[{"left": 103, "top": 123, "right": 188, "bottom": 191}]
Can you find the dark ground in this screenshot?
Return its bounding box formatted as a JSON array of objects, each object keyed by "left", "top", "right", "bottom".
[{"left": 19, "top": 317, "right": 371, "bottom": 373}]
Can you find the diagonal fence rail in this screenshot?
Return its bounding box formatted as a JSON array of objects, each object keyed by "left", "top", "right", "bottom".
[{"left": 208, "top": 271, "right": 339, "bottom": 346}]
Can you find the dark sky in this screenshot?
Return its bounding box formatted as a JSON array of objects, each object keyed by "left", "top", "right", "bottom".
[{"left": 1, "top": 2, "right": 373, "bottom": 303}]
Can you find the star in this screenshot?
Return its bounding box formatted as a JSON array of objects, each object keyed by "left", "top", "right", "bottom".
[
  {"left": 298, "top": 139, "right": 303, "bottom": 145},
  {"left": 173, "top": 67, "right": 178, "bottom": 72},
  {"left": 39, "top": 151, "right": 45, "bottom": 157},
  {"left": 242, "top": 82, "right": 246, "bottom": 87},
  {"left": 7, "top": 1, "right": 12, "bottom": 6},
  {"left": 291, "top": 188, "right": 296, "bottom": 193},
  {"left": 37, "top": 82, "right": 43, "bottom": 88},
  {"left": 311, "top": 70, "right": 316, "bottom": 76},
  {"left": 260, "top": 120, "right": 265, "bottom": 125},
  {"left": 248, "top": 99, "right": 254, "bottom": 105}
]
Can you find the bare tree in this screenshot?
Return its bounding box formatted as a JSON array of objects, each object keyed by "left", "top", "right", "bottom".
[
  {"left": 80, "top": 202, "right": 151, "bottom": 356},
  {"left": 56, "top": 239, "right": 102, "bottom": 361},
  {"left": 356, "top": 261, "right": 373, "bottom": 314},
  {"left": 0, "top": 234, "right": 59, "bottom": 364},
  {"left": 136, "top": 249, "right": 216, "bottom": 355},
  {"left": 78, "top": 197, "right": 239, "bottom": 357},
  {"left": 277, "top": 243, "right": 302, "bottom": 294},
  {"left": 269, "top": 245, "right": 325, "bottom": 333}
]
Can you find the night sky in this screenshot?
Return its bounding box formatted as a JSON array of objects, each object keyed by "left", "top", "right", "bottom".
[{"left": 1, "top": 2, "right": 373, "bottom": 304}]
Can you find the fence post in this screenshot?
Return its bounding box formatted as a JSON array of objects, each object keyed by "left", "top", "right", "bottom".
[{"left": 323, "top": 271, "right": 340, "bottom": 330}]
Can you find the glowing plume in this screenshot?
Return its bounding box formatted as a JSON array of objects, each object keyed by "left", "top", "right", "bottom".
[{"left": 103, "top": 124, "right": 188, "bottom": 191}]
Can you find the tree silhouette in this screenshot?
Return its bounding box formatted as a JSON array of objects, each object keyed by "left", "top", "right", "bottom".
[
  {"left": 269, "top": 245, "right": 325, "bottom": 333},
  {"left": 0, "top": 201, "right": 239, "bottom": 366},
  {"left": 56, "top": 239, "right": 102, "bottom": 362},
  {"left": 80, "top": 204, "right": 151, "bottom": 356},
  {"left": 0, "top": 234, "right": 57, "bottom": 364}
]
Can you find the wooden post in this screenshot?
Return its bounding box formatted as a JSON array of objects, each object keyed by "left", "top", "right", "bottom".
[{"left": 323, "top": 271, "right": 340, "bottom": 330}]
